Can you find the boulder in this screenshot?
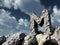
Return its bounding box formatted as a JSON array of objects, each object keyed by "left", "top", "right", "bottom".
[{"left": 36, "top": 34, "right": 50, "bottom": 45}]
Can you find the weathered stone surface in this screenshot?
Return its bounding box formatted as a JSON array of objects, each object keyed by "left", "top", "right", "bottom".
[
  {"left": 23, "top": 34, "right": 38, "bottom": 45},
  {"left": 2, "top": 32, "right": 26, "bottom": 45},
  {"left": 1, "top": 9, "right": 60, "bottom": 45},
  {"left": 51, "top": 27, "right": 60, "bottom": 45},
  {"left": 42, "top": 9, "right": 52, "bottom": 35},
  {"left": 36, "top": 34, "right": 50, "bottom": 45},
  {"left": 0, "top": 36, "right": 6, "bottom": 45},
  {"left": 30, "top": 9, "right": 52, "bottom": 35}
]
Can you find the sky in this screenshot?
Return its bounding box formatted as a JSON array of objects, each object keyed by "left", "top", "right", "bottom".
[{"left": 0, "top": 0, "right": 60, "bottom": 36}]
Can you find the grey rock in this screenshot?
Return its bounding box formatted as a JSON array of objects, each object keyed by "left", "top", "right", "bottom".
[
  {"left": 30, "top": 9, "right": 52, "bottom": 35},
  {"left": 36, "top": 34, "right": 50, "bottom": 45},
  {"left": 1, "top": 9, "right": 60, "bottom": 45},
  {"left": 51, "top": 27, "right": 60, "bottom": 45},
  {"left": 2, "top": 32, "right": 26, "bottom": 45},
  {"left": 23, "top": 34, "right": 38, "bottom": 45},
  {"left": 0, "top": 36, "right": 6, "bottom": 45}
]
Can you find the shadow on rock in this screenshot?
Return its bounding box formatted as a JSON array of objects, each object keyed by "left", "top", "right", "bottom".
[
  {"left": 43, "top": 39, "right": 58, "bottom": 45},
  {"left": 0, "top": 36, "right": 6, "bottom": 45}
]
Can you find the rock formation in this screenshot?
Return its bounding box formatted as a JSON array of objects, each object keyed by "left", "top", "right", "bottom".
[
  {"left": 30, "top": 9, "right": 52, "bottom": 35},
  {"left": 23, "top": 34, "right": 38, "bottom": 45},
  {"left": 51, "top": 26, "right": 60, "bottom": 45},
  {"left": 0, "top": 9, "right": 60, "bottom": 45},
  {"left": 36, "top": 34, "right": 50, "bottom": 45},
  {"left": 2, "top": 32, "right": 26, "bottom": 45},
  {"left": 0, "top": 36, "right": 6, "bottom": 45}
]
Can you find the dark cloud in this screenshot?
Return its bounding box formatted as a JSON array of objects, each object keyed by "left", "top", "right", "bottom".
[
  {"left": 40, "top": 0, "right": 60, "bottom": 9},
  {"left": 0, "top": 7, "right": 30, "bottom": 20},
  {"left": 11, "top": 9, "right": 30, "bottom": 20}
]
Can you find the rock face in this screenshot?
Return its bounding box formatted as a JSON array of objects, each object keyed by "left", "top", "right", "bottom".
[
  {"left": 30, "top": 9, "right": 52, "bottom": 35},
  {"left": 36, "top": 34, "right": 50, "bottom": 45},
  {"left": 1, "top": 9, "right": 60, "bottom": 45},
  {"left": 51, "top": 27, "right": 60, "bottom": 45},
  {"left": 2, "top": 32, "right": 26, "bottom": 45},
  {"left": 0, "top": 36, "right": 6, "bottom": 45},
  {"left": 23, "top": 34, "right": 38, "bottom": 45}
]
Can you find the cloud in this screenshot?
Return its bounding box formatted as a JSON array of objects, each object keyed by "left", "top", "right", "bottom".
[
  {"left": 18, "top": 18, "right": 24, "bottom": 25},
  {"left": 18, "top": 18, "right": 30, "bottom": 27},
  {"left": 0, "top": 9, "right": 18, "bottom": 35},
  {"left": 0, "top": 0, "right": 22, "bottom": 9},
  {"left": 0, "top": 0, "right": 44, "bottom": 15},
  {"left": 40, "top": 0, "right": 60, "bottom": 13},
  {"left": 51, "top": 6, "right": 60, "bottom": 27},
  {"left": 12, "top": 0, "right": 22, "bottom": 9},
  {"left": 40, "top": 0, "right": 60, "bottom": 8},
  {"left": 0, "top": 0, "right": 33, "bottom": 9},
  {"left": 16, "top": 18, "right": 30, "bottom": 34},
  {"left": 34, "top": 0, "right": 40, "bottom": 2},
  {"left": 20, "top": 0, "right": 44, "bottom": 15},
  {"left": 53, "top": 6, "right": 60, "bottom": 16},
  {"left": 0, "top": 9, "right": 30, "bottom": 36}
]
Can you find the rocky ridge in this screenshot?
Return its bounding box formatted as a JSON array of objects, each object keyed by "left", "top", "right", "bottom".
[{"left": 0, "top": 9, "right": 60, "bottom": 45}]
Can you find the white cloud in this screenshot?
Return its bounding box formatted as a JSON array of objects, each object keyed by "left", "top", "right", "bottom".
[
  {"left": 24, "top": 19, "right": 30, "bottom": 27},
  {"left": 12, "top": 0, "right": 22, "bottom": 9},
  {"left": 3, "top": 0, "right": 13, "bottom": 8},
  {"left": 0, "top": 0, "right": 44, "bottom": 15},
  {"left": 51, "top": 6, "right": 60, "bottom": 27},
  {"left": 0, "top": 9, "right": 30, "bottom": 35},
  {"left": 0, "top": 9, "right": 18, "bottom": 31},
  {"left": 16, "top": 18, "right": 30, "bottom": 35},
  {"left": 18, "top": 18, "right": 24, "bottom": 25},
  {"left": 18, "top": 18, "right": 30, "bottom": 27},
  {"left": 0, "top": 0, "right": 33, "bottom": 9},
  {"left": 0, "top": 0, "right": 22, "bottom": 9},
  {"left": 53, "top": 6, "right": 60, "bottom": 16}
]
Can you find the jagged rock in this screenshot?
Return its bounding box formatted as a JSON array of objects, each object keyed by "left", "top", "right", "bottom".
[
  {"left": 23, "top": 34, "right": 38, "bottom": 45},
  {"left": 17, "top": 33, "right": 26, "bottom": 45},
  {"left": 36, "top": 34, "right": 50, "bottom": 45},
  {"left": 30, "top": 9, "right": 52, "bottom": 35},
  {"left": 1, "top": 9, "right": 60, "bottom": 45},
  {"left": 51, "top": 27, "right": 60, "bottom": 45},
  {"left": 2, "top": 32, "right": 26, "bottom": 45},
  {"left": 0, "top": 36, "right": 6, "bottom": 45}
]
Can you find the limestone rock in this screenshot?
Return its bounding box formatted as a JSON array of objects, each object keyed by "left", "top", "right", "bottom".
[
  {"left": 2, "top": 32, "right": 26, "bottom": 45},
  {"left": 36, "top": 34, "right": 50, "bottom": 45},
  {"left": 23, "top": 34, "right": 38, "bottom": 45},
  {"left": 51, "top": 27, "right": 60, "bottom": 45},
  {"left": 30, "top": 9, "right": 52, "bottom": 35},
  {"left": 1, "top": 9, "right": 60, "bottom": 45}
]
